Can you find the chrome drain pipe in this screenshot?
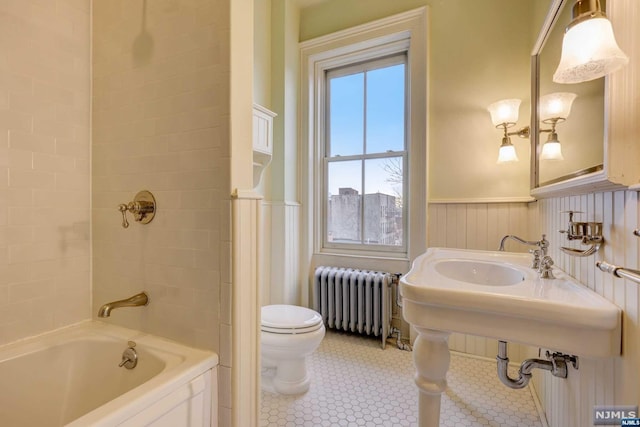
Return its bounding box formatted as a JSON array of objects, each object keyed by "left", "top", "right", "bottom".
[{"left": 496, "top": 341, "right": 578, "bottom": 389}]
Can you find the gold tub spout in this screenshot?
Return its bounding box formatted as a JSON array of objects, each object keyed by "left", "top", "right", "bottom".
[{"left": 98, "top": 292, "right": 149, "bottom": 318}]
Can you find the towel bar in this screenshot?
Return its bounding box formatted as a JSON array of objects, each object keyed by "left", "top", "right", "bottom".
[{"left": 596, "top": 261, "right": 640, "bottom": 285}]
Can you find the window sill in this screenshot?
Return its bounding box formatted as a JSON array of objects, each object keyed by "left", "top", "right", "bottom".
[{"left": 315, "top": 249, "right": 409, "bottom": 263}]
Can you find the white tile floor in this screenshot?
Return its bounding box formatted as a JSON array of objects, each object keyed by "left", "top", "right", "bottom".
[{"left": 261, "top": 330, "right": 544, "bottom": 427}]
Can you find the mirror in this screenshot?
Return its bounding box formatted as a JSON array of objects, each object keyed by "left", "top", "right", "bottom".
[{"left": 532, "top": 0, "right": 605, "bottom": 188}]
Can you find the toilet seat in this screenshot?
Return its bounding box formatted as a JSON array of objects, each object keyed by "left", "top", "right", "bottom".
[{"left": 261, "top": 305, "right": 323, "bottom": 334}]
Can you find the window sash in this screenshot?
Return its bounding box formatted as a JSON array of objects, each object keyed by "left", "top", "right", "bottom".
[{"left": 322, "top": 54, "right": 408, "bottom": 254}]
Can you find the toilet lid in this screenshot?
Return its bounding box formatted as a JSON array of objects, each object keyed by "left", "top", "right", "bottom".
[{"left": 261, "top": 305, "right": 323, "bottom": 334}]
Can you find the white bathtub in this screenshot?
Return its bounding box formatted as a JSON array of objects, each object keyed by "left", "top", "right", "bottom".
[{"left": 0, "top": 321, "right": 218, "bottom": 427}]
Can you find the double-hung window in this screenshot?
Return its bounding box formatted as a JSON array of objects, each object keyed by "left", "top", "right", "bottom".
[
  {"left": 324, "top": 54, "right": 407, "bottom": 254},
  {"left": 301, "top": 8, "right": 427, "bottom": 270}
]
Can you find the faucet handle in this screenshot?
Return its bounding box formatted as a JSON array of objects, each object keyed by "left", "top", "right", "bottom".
[
  {"left": 119, "top": 346, "right": 138, "bottom": 369},
  {"left": 529, "top": 249, "right": 542, "bottom": 269},
  {"left": 539, "top": 255, "right": 556, "bottom": 279},
  {"left": 118, "top": 204, "right": 130, "bottom": 228},
  {"left": 538, "top": 234, "right": 549, "bottom": 255}
]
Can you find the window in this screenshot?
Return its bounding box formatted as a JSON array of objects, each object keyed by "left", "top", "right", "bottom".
[
  {"left": 324, "top": 55, "right": 407, "bottom": 252},
  {"left": 300, "top": 8, "right": 427, "bottom": 266}
]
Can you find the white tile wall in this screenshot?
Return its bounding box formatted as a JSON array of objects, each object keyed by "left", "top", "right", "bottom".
[
  {"left": 92, "top": 1, "right": 231, "bottom": 425},
  {"left": 0, "top": 0, "right": 91, "bottom": 345}
]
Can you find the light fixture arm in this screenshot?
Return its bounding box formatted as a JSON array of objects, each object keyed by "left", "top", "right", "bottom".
[
  {"left": 497, "top": 118, "right": 562, "bottom": 145},
  {"left": 506, "top": 126, "right": 530, "bottom": 139},
  {"left": 498, "top": 123, "right": 530, "bottom": 139}
]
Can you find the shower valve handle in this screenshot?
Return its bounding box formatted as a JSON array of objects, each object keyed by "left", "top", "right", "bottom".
[
  {"left": 117, "top": 191, "right": 156, "bottom": 229},
  {"left": 118, "top": 204, "right": 130, "bottom": 228}
]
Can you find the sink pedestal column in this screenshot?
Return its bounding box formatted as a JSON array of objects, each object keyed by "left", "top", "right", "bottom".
[{"left": 413, "top": 327, "right": 450, "bottom": 427}]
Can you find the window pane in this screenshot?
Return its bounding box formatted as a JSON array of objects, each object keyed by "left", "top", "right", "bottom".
[
  {"left": 366, "top": 64, "right": 405, "bottom": 154},
  {"left": 329, "top": 73, "right": 364, "bottom": 156},
  {"left": 363, "top": 158, "right": 403, "bottom": 246},
  {"left": 327, "top": 160, "right": 362, "bottom": 244}
]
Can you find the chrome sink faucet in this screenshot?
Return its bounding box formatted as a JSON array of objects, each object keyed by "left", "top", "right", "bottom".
[
  {"left": 98, "top": 292, "right": 149, "bottom": 317},
  {"left": 498, "top": 234, "right": 549, "bottom": 269},
  {"left": 498, "top": 234, "right": 556, "bottom": 279}
]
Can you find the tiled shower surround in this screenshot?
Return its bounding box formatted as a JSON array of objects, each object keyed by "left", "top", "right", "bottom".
[
  {"left": 1, "top": 0, "right": 233, "bottom": 425},
  {"left": 92, "top": 0, "right": 229, "bottom": 351},
  {"left": 0, "top": 0, "right": 232, "bottom": 357},
  {"left": 0, "top": 0, "right": 91, "bottom": 344},
  {"left": 91, "top": 0, "right": 232, "bottom": 423}
]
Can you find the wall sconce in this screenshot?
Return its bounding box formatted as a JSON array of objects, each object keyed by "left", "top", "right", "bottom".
[
  {"left": 487, "top": 99, "right": 530, "bottom": 164},
  {"left": 488, "top": 93, "right": 576, "bottom": 163},
  {"left": 553, "top": 0, "right": 628, "bottom": 84},
  {"left": 538, "top": 92, "right": 577, "bottom": 160}
]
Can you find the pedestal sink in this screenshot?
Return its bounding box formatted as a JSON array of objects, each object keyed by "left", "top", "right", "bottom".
[{"left": 400, "top": 248, "right": 622, "bottom": 427}]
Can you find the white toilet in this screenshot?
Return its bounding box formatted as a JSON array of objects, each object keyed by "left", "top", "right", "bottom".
[{"left": 260, "top": 304, "right": 325, "bottom": 395}]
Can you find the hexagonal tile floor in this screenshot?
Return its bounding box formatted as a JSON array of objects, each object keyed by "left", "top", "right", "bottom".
[{"left": 260, "top": 330, "right": 544, "bottom": 427}]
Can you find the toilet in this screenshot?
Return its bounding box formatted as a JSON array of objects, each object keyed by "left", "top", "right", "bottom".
[{"left": 260, "top": 304, "right": 325, "bottom": 395}]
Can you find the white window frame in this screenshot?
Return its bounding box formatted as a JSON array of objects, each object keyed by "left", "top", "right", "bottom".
[
  {"left": 323, "top": 53, "right": 408, "bottom": 254},
  {"left": 300, "top": 7, "right": 428, "bottom": 273}
]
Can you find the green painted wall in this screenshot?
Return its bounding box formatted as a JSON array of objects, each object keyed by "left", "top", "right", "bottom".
[
  {"left": 300, "top": 0, "right": 432, "bottom": 41},
  {"left": 300, "top": 0, "right": 537, "bottom": 201}
]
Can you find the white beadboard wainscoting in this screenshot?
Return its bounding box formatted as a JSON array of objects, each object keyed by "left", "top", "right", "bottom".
[
  {"left": 428, "top": 194, "right": 640, "bottom": 426},
  {"left": 428, "top": 202, "right": 536, "bottom": 252},
  {"left": 533, "top": 191, "right": 639, "bottom": 427},
  {"left": 426, "top": 201, "right": 540, "bottom": 363},
  {"left": 261, "top": 201, "right": 301, "bottom": 306},
  {"left": 231, "top": 193, "right": 263, "bottom": 427}
]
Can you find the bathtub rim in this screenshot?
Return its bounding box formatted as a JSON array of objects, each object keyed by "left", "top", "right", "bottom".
[{"left": 0, "top": 320, "right": 218, "bottom": 427}]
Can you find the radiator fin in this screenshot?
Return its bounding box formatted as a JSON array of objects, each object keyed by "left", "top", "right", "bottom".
[{"left": 313, "top": 266, "right": 392, "bottom": 349}]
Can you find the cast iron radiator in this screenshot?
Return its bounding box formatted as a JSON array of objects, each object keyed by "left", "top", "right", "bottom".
[{"left": 313, "top": 266, "right": 392, "bottom": 349}]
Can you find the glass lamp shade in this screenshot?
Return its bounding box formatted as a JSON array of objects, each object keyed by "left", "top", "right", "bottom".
[
  {"left": 553, "top": 17, "right": 629, "bottom": 84},
  {"left": 497, "top": 143, "right": 519, "bottom": 164},
  {"left": 540, "top": 92, "right": 577, "bottom": 122},
  {"left": 540, "top": 139, "right": 564, "bottom": 161},
  {"left": 487, "top": 99, "right": 521, "bottom": 127}
]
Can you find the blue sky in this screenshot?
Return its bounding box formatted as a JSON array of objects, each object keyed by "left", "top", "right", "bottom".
[{"left": 327, "top": 63, "right": 405, "bottom": 197}]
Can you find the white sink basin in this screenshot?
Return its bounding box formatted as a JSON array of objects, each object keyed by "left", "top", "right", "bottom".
[
  {"left": 433, "top": 259, "right": 525, "bottom": 286},
  {"left": 401, "top": 248, "right": 622, "bottom": 358}
]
